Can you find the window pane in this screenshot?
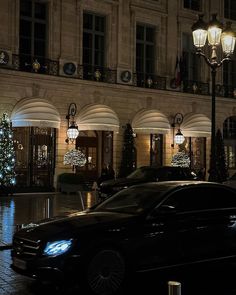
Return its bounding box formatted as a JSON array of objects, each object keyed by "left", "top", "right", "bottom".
[
  {"left": 20, "top": 38, "right": 31, "bottom": 54},
  {"left": 20, "top": 0, "right": 32, "bottom": 17},
  {"left": 83, "top": 13, "right": 105, "bottom": 67},
  {"left": 95, "top": 35, "right": 104, "bottom": 51},
  {"left": 136, "top": 24, "right": 155, "bottom": 75},
  {"left": 34, "top": 2, "right": 46, "bottom": 19},
  {"left": 146, "top": 27, "right": 154, "bottom": 42},
  {"left": 184, "top": 0, "right": 200, "bottom": 11},
  {"left": 146, "top": 59, "right": 154, "bottom": 74},
  {"left": 20, "top": 0, "right": 47, "bottom": 58},
  {"left": 34, "top": 40, "right": 45, "bottom": 57},
  {"left": 83, "top": 32, "right": 92, "bottom": 49},
  {"left": 95, "top": 16, "right": 105, "bottom": 32},
  {"left": 20, "top": 20, "right": 31, "bottom": 37},
  {"left": 35, "top": 23, "right": 46, "bottom": 39},
  {"left": 83, "top": 48, "right": 92, "bottom": 64},
  {"left": 83, "top": 13, "right": 93, "bottom": 29},
  {"left": 94, "top": 50, "right": 104, "bottom": 66},
  {"left": 136, "top": 44, "right": 143, "bottom": 58},
  {"left": 136, "top": 25, "right": 144, "bottom": 40},
  {"left": 146, "top": 45, "right": 154, "bottom": 59}
]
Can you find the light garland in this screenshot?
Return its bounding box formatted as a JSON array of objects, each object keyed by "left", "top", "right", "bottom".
[
  {"left": 171, "top": 151, "right": 190, "bottom": 168},
  {"left": 63, "top": 149, "right": 87, "bottom": 167}
]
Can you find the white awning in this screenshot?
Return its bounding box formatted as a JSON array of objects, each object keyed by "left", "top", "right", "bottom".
[
  {"left": 132, "top": 109, "right": 170, "bottom": 134},
  {"left": 77, "top": 104, "right": 120, "bottom": 132},
  {"left": 10, "top": 98, "right": 61, "bottom": 128},
  {"left": 181, "top": 113, "right": 211, "bottom": 137}
]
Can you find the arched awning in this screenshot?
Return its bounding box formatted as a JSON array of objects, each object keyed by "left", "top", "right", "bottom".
[
  {"left": 10, "top": 98, "right": 61, "bottom": 128},
  {"left": 132, "top": 109, "right": 170, "bottom": 134},
  {"left": 181, "top": 113, "right": 211, "bottom": 137},
  {"left": 77, "top": 104, "right": 120, "bottom": 132}
]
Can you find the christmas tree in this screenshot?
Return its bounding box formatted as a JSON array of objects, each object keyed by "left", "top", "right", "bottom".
[
  {"left": 0, "top": 113, "right": 16, "bottom": 194},
  {"left": 118, "top": 123, "right": 136, "bottom": 177},
  {"left": 215, "top": 128, "right": 228, "bottom": 182}
]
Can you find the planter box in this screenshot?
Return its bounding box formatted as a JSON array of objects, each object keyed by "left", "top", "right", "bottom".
[
  {"left": 59, "top": 183, "right": 85, "bottom": 194},
  {"left": 57, "top": 173, "right": 88, "bottom": 193}
]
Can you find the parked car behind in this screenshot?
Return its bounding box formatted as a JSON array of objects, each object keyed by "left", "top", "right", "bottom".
[
  {"left": 223, "top": 172, "right": 236, "bottom": 189},
  {"left": 11, "top": 181, "right": 236, "bottom": 295},
  {"left": 98, "top": 165, "right": 198, "bottom": 200}
]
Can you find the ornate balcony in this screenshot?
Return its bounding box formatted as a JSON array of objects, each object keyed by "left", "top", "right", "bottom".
[
  {"left": 134, "top": 73, "right": 166, "bottom": 90},
  {"left": 12, "top": 54, "right": 59, "bottom": 75},
  {"left": 182, "top": 80, "right": 210, "bottom": 95},
  {"left": 0, "top": 55, "right": 234, "bottom": 99}
]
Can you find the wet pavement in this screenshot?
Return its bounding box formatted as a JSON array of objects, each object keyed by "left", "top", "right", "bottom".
[
  {"left": 1, "top": 191, "right": 236, "bottom": 294},
  {"left": 0, "top": 191, "right": 97, "bottom": 294}
]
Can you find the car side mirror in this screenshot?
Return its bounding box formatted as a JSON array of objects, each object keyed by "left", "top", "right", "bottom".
[
  {"left": 158, "top": 205, "right": 176, "bottom": 214},
  {"left": 148, "top": 205, "right": 176, "bottom": 219}
]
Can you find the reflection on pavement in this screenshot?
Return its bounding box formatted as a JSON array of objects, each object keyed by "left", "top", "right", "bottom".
[{"left": 0, "top": 192, "right": 97, "bottom": 246}]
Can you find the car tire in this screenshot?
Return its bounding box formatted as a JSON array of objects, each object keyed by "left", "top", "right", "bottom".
[{"left": 86, "top": 248, "right": 126, "bottom": 295}]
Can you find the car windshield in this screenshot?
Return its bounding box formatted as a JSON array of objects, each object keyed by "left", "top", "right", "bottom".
[
  {"left": 94, "top": 185, "right": 167, "bottom": 214},
  {"left": 127, "top": 167, "right": 153, "bottom": 179}
]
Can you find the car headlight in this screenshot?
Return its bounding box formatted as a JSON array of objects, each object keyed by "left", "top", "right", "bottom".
[{"left": 44, "top": 239, "right": 72, "bottom": 256}]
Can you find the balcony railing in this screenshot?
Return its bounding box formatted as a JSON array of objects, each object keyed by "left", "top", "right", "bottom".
[
  {"left": 0, "top": 54, "right": 234, "bottom": 99},
  {"left": 12, "top": 54, "right": 59, "bottom": 75},
  {"left": 182, "top": 80, "right": 209, "bottom": 95},
  {"left": 134, "top": 73, "right": 166, "bottom": 90},
  {"left": 216, "top": 84, "right": 236, "bottom": 98},
  {"left": 80, "top": 65, "right": 117, "bottom": 83}
]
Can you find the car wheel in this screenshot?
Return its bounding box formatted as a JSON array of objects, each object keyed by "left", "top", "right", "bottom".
[{"left": 86, "top": 249, "right": 126, "bottom": 295}]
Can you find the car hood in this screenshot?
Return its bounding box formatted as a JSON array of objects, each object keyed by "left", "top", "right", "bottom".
[
  {"left": 100, "top": 177, "right": 145, "bottom": 188},
  {"left": 14, "top": 211, "right": 135, "bottom": 241}
]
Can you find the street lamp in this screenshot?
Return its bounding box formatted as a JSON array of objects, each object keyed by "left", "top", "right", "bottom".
[
  {"left": 65, "top": 103, "right": 79, "bottom": 143},
  {"left": 192, "top": 14, "right": 236, "bottom": 181},
  {"left": 171, "top": 113, "right": 185, "bottom": 147}
]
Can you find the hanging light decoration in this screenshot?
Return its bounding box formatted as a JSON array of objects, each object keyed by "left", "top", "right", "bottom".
[
  {"left": 63, "top": 149, "right": 87, "bottom": 167},
  {"left": 65, "top": 103, "right": 79, "bottom": 143},
  {"left": 171, "top": 113, "right": 185, "bottom": 147}
]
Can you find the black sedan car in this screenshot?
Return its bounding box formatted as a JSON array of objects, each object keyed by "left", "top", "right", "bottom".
[
  {"left": 11, "top": 181, "right": 236, "bottom": 295},
  {"left": 98, "top": 165, "right": 198, "bottom": 200}
]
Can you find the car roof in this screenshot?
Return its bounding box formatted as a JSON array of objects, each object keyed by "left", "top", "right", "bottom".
[
  {"left": 139, "top": 166, "right": 191, "bottom": 170},
  {"left": 127, "top": 180, "right": 230, "bottom": 190}
]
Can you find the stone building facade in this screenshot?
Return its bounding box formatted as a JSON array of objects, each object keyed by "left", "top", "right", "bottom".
[{"left": 0, "top": 0, "right": 236, "bottom": 192}]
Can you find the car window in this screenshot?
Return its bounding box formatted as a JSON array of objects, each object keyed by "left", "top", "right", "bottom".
[
  {"left": 94, "top": 186, "right": 166, "bottom": 214},
  {"left": 127, "top": 168, "right": 146, "bottom": 179},
  {"left": 162, "top": 186, "right": 236, "bottom": 212}
]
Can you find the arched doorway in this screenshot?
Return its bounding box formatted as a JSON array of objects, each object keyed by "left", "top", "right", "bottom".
[{"left": 10, "top": 97, "right": 61, "bottom": 192}]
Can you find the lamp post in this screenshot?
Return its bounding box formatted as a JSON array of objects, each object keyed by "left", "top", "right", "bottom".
[{"left": 191, "top": 14, "right": 236, "bottom": 182}]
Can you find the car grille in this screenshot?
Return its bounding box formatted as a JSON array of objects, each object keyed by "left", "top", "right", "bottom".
[{"left": 13, "top": 237, "right": 41, "bottom": 258}]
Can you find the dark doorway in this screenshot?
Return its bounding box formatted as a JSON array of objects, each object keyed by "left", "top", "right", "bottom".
[
  {"left": 13, "top": 127, "right": 56, "bottom": 192},
  {"left": 76, "top": 131, "right": 98, "bottom": 182}
]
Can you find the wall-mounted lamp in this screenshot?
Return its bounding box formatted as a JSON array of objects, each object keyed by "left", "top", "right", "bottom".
[
  {"left": 171, "top": 113, "right": 184, "bottom": 147},
  {"left": 65, "top": 103, "right": 79, "bottom": 144}
]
